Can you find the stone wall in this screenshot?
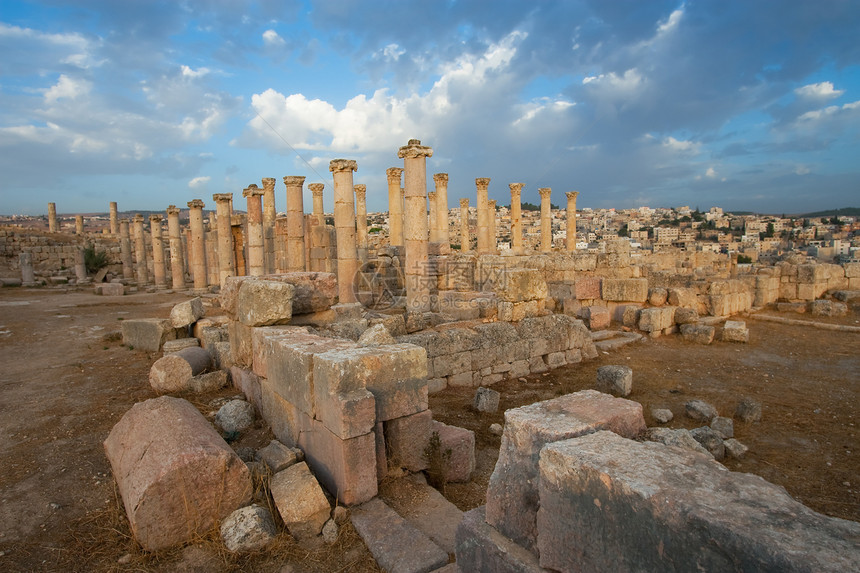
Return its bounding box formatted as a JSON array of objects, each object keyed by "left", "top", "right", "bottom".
[{"left": 0, "top": 227, "right": 122, "bottom": 276}]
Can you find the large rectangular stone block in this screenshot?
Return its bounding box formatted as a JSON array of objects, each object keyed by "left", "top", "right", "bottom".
[
  {"left": 384, "top": 410, "right": 432, "bottom": 472},
  {"left": 485, "top": 390, "right": 646, "bottom": 553},
  {"left": 537, "top": 431, "right": 860, "bottom": 573},
  {"left": 495, "top": 269, "right": 549, "bottom": 303},
  {"left": 575, "top": 277, "right": 601, "bottom": 300},
  {"left": 638, "top": 307, "right": 676, "bottom": 332},
  {"left": 601, "top": 278, "right": 648, "bottom": 302},
  {"left": 455, "top": 506, "right": 544, "bottom": 573},
  {"left": 237, "top": 279, "right": 295, "bottom": 326},
  {"left": 121, "top": 318, "right": 177, "bottom": 352},
  {"left": 227, "top": 320, "right": 254, "bottom": 367}
]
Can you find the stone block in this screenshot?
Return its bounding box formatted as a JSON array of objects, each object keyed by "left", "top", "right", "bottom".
[
  {"left": 357, "top": 323, "right": 396, "bottom": 345},
  {"left": 315, "top": 388, "right": 376, "bottom": 440},
  {"left": 711, "top": 416, "right": 734, "bottom": 439},
  {"left": 686, "top": 399, "right": 718, "bottom": 422},
  {"left": 649, "top": 287, "right": 668, "bottom": 306},
  {"left": 575, "top": 277, "right": 601, "bottom": 300},
  {"left": 621, "top": 304, "right": 641, "bottom": 327},
  {"left": 537, "top": 431, "right": 860, "bottom": 573},
  {"left": 162, "top": 337, "right": 200, "bottom": 353},
  {"left": 680, "top": 323, "right": 715, "bottom": 344},
  {"left": 170, "top": 297, "right": 205, "bottom": 328},
  {"left": 638, "top": 307, "right": 675, "bottom": 332},
  {"left": 485, "top": 390, "right": 646, "bottom": 552},
  {"left": 230, "top": 366, "right": 262, "bottom": 413},
  {"left": 149, "top": 346, "right": 213, "bottom": 394},
  {"left": 431, "top": 420, "right": 476, "bottom": 483},
  {"left": 103, "top": 396, "right": 251, "bottom": 551},
  {"left": 844, "top": 262, "right": 860, "bottom": 279},
  {"left": 237, "top": 279, "right": 295, "bottom": 326},
  {"left": 270, "top": 461, "right": 331, "bottom": 540},
  {"left": 596, "top": 365, "right": 633, "bottom": 397},
  {"left": 455, "top": 506, "right": 544, "bottom": 573},
  {"left": 220, "top": 504, "right": 276, "bottom": 553},
  {"left": 674, "top": 307, "right": 699, "bottom": 324},
  {"left": 601, "top": 278, "right": 648, "bottom": 302},
  {"left": 473, "top": 386, "right": 500, "bottom": 413},
  {"left": 584, "top": 305, "right": 610, "bottom": 330},
  {"left": 449, "top": 371, "right": 477, "bottom": 387},
  {"left": 95, "top": 282, "right": 124, "bottom": 296},
  {"left": 735, "top": 397, "right": 762, "bottom": 423},
  {"left": 545, "top": 351, "right": 566, "bottom": 368},
  {"left": 121, "top": 318, "right": 175, "bottom": 352},
  {"left": 433, "top": 350, "right": 472, "bottom": 378},
  {"left": 721, "top": 320, "right": 749, "bottom": 343},
  {"left": 667, "top": 287, "right": 698, "bottom": 308},
  {"left": 384, "top": 410, "right": 432, "bottom": 472},
  {"left": 227, "top": 320, "right": 254, "bottom": 367},
  {"left": 255, "top": 439, "right": 304, "bottom": 473}
]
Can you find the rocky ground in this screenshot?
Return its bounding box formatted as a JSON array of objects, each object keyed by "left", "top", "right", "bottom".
[{"left": 0, "top": 286, "right": 857, "bottom": 571}]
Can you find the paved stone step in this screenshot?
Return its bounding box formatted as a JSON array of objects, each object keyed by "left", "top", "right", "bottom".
[
  {"left": 351, "top": 497, "right": 449, "bottom": 573},
  {"left": 594, "top": 331, "right": 643, "bottom": 351}
]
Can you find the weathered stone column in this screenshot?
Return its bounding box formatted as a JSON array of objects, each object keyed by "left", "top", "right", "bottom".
[
  {"left": 243, "top": 184, "right": 265, "bottom": 277},
  {"left": 149, "top": 214, "right": 167, "bottom": 288},
  {"left": 19, "top": 252, "right": 35, "bottom": 285},
  {"left": 387, "top": 168, "right": 404, "bottom": 247},
  {"left": 488, "top": 199, "right": 498, "bottom": 253},
  {"left": 187, "top": 199, "right": 208, "bottom": 291},
  {"left": 354, "top": 183, "right": 368, "bottom": 260},
  {"left": 330, "top": 159, "right": 359, "bottom": 304},
  {"left": 459, "top": 198, "right": 470, "bottom": 251},
  {"left": 566, "top": 191, "right": 579, "bottom": 252},
  {"left": 119, "top": 218, "right": 134, "bottom": 279},
  {"left": 47, "top": 203, "right": 57, "bottom": 233},
  {"left": 284, "top": 176, "right": 307, "bottom": 272},
  {"left": 475, "top": 178, "right": 491, "bottom": 254},
  {"left": 166, "top": 206, "right": 186, "bottom": 289},
  {"left": 398, "top": 139, "right": 433, "bottom": 314},
  {"left": 433, "top": 173, "right": 450, "bottom": 251},
  {"left": 74, "top": 246, "right": 87, "bottom": 282},
  {"left": 75, "top": 215, "right": 84, "bottom": 235},
  {"left": 132, "top": 214, "right": 149, "bottom": 285},
  {"left": 262, "top": 177, "right": 277, "bottom": 274},
  {"left": 539, "top": 187, "right": 552, "bottom": 253},
  {"left": 428, "top": 190, "right": 438, "bottom": 243},
  {"left": 310, "top": 183, "right": 325, "bottom": 226},
  {"left": 510, "top": 183, "right": 524, "bottom": 253},
  {"left": 109, "top": 202, "right": 119, "bottom": 235},
  {"left": 213, "top": 193, "right": 235, "bottom": 286}
]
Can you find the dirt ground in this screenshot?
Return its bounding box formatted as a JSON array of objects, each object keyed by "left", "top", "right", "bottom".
[{"left": 0, "top": 287, "right": 857, "bottom": 572}]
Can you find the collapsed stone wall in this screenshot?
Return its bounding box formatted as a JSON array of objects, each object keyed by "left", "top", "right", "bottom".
[{"left": 0, "top": 227, "right": 122, "bottom": 275}]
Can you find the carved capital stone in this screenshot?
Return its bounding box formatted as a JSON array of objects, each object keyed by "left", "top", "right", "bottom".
[
  {"left": 509, "top": 183, "right": 524, "bottom": 197},
  {"left": 397, "top": 139, "right": 433, "bottom": 159},
  {"left": 187, "top": 199, "right": 205, "bottom": 209},
  {"left": 475, "top": 177, "right": 490, "bottom": 190},
  {"left": 133, "top": 214, "right": 145, "bottom": 223},
  {"left": 488, "top": 200, "right": 497, "bottom": 208},
  {"left": 433, "top": 173, "right": 449, "bottom": 184},
  {"left": 213, "top": 193, "right": 233, "bottom": 203},
  {"left": 354, "top": 184, "right": 366, "bottom": 198},
  {"left": 329, "top": 159, "right": 358, "bottom": 173},
  {"left": 261, "top": 177, "right": 276, "bottom": 191},
  {"left": 243, "top": 184, "right": 264, "bottom": 198},
  {"left": 428, "top": 191, "right": 437, "bottom": 200},
  {"left": 308, "top": 183, "right": 324, "bottom": 196},
  {"left": 283, "top": 176, "right": 306, "bottom": 187},
  {"left": 149, "top": 214, "right": 163, "bottom": 223},
  {"left": 460, "top": 198, "right": 470, "bottom": 207},
  {"left": 386, "top": 167, "right": 403, "bottom": 183},
  {"left": 539, "top": 187, "right": 552, "bottom": 199},
  {"left": 166, "top": 205, "right": 181, "bottom": 216},
  {"left": 566, "top": 191, "right": 579, "bottom": 200}
]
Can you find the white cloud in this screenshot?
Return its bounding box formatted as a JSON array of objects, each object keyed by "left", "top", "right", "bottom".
[
  {"left": 262, "top": 29, "right": 285, "bottom": 47},
  {"left": 0, "top": 23, "right": 99, "bottom": 70},
  {"left": 582, "top": 68, "right": 644, "bottom": 94},
  {"left": 43, "top": 74, "right": 91, "bottom": 103},
  {"left": 181, "top": 65, "right": 210, "bottom": 78},
  {"left": 662, "top": 136, "right": 701, "bottom": 154},
  {"left": 382, "top": 43, "right": 405, "bottom": 61},
  {"left": 189, "top": 176, "right": 211, "bottom": 188},
  {"left": 705, "top": 167, "right": 717, "bottom": 178},
  {"left": 796, "top": 99, "right": 860, "bottom": 123},
  {"left": 794, "top": 81, "right": 843, "bottom": 100},
  {"left": 657, "top": 8, "right": 684, "bottom": 36}
]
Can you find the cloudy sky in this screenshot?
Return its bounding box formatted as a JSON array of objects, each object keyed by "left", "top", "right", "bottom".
[{"left": 2, "top": 1, "right": 859, "bottom": 216}]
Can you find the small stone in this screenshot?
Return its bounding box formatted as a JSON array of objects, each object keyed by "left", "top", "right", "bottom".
[
  {"left": 724, "top": 438, "right": 749, "bottom": 459},
  {"left": 357, "top": 323, "right": 396, "bottom": 346},
  {"left": 645, "top": 427, "right": 711, "bottom": 458},
  {"left": 255, "top": 440, "right": 304, "bottom": 473},
  {"left": 735, "top": 398, "right": 762, "bottom": 423},
  {"left": 651, "top": 408, "right": 673, "bottom": 424},
  {"left": 234, "top": 447, "right": 256, "bottom": 463},
  {"left": 685, "top": 399, "right": 718, "bottom": 422},
  {"left": 595, "top": 365, "right": 633, "bottom": 397},
  {"left": 332, "top": 505, "right": 349, "bottom": 525},
  {"left": 220, "top": 504, "right": 277, "bottom": 553},
  {"left": 710, "top": 416, "right": 734, "bottom": 439},
  {"left": 473, "top": 387, "right": 501, "bottom": 413},
  {"left": 690, "top": 427, "right": 726, "bottom": 460},
  {"left": 117, "top": 553, "right": 132, "bottom": 564},
  {"left": 489, "top": 423, "right": 503, "bottom": 436},
  {"left": 322, "top": 519, "right": 338, "bottom": 544},
  {"left": 48, "top": 502, "right": 61, "bottom": 510},
  {"left": 215, "top": 400, "right": 255, "bottom": 434}
]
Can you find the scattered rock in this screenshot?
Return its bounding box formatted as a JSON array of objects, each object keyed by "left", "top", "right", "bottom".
[
  {"left": 332, "top": 505, "right": 350, "bottom": 525},
  {"left": 270, "top": 462, "right": 331, "bottom": 540},
  {"left": 149, "top": 346, "right": 212, "bottom": 394},
  {"left": 690, "top": 426, "right": 726, "bottom": 460},
  {"left": 357, "top": 323, "right": 396, "bottom": 346},
  {"left": 117, "top": 553, "right": 132, "bottom": 565},
  {"left": 215, "top": 400, "right": 255, "bottom": 434},
  {"left": 595, "top": 365, "right": 633, "bottom": 397},
  {"left": 721, "top": 320, "right": 749, "bottom": 343},
  {"left": 735, "top": 398, "right": 762, "bottom": 423},
  {"left": 170, "top": 297, "right": 205, "bottom": 328},
  {"left": 651, "top": 408, "right": 673, "bottom": 424},
  {"left": 473, "top": 387, "right": 501, "bottom": 413},
  {"left": 188, "top": 370, "right": 228, "bottom": 393},
  {"left": 810, "top": 300, "right": 848, "bottom": 317},
  {"left": 322, "top": 519, "right": 338, "bottom": 544},
  {"left": 220, "top": 504, "right": 277, "bottom": 553},
  {"left": 255, "top": 440, "right": 304, "bottom": 473},
  {"left": 724, "top": 438, "right": 749, "bottom": 459},
  {"left": 711, "top": 416, "right": 734, "bottom": 439},
  {"left": 685, "top": 399, "right": 718, "bottom": 422},
  {"left": 234, "top": 447, "right": 256, "bottom": 463},
  {"left": 645, "top": 427, "right": 712, "bottom": 458},
  {"left": 489, "top": 423, "right": 504, "bottom": 436},
  {"left": 162, "top": 337, "right": 200, "bottom": 353},
  {"left": 680, "top": 323, "right": 715, "bottom": 344}
]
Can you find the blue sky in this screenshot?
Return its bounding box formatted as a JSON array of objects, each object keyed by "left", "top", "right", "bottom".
[{"left": 1, "top": 0, "right": 859, "bottom": 216}]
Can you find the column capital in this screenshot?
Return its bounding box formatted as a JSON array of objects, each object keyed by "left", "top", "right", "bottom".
[
  {"left": 243, "top": 183, "right": 264, "bottom": 198},
  {"left": 397, "top": 139, "right": 433, "bottom": 159},
  {"left": 354, "top": 184, "right": 366, "bottom": 199},
  {"left": 428, "top": 191, "right": 437, "bottom": 200},
  {"left": 488, "top": 200, "right": 497, "bottom": 208},
  {"left": 566, "top": 191, "right": 579, "bottom": 200},
  {"left": 386, "top": 167, "right": 403, "bottom": 182},
  {"left": 433, "top": 173, "right": 448, "bottom": 185},
  {"left": 149, "top": 214, "right": 163, "bottom": 223},
  {"left": 187, "top": 199, "right": 205, "bottom": 209},
  {"left": 261, "top": 177, "right": 276, "bottom": 191},
  {"left": 283, "top": 175, "right": 306, "bottom": 187},
  {"left": 459, "top": 198, "right": 470, "bottom": 207},
  {"left": 329, "top": 159, "right": 358, "bottom": 173},
  {"left": 475, "top": 177, "right": 490, "bottom": 190},
  {"left": 308, "top": 183, "right": 325, "bottom": 196},
  {"left": 509, "top": 182, "right": 524, "bottom": 195},
  {"left": 166, "top": 205, "right": 181, "bottom": 216},
  {"left": 539, "top": 187, "right": 552, "bottom": 199},
  {"left": 133, "top": 214, "right": 144, "bottom": 223},
  {"left": 213, "top": 193, "right": 233, "bottom": 203}
]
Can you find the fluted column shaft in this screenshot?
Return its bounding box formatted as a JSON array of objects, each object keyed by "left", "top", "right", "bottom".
[
  {"left": 433, "top": 173, "right": 450, "bottom": 251},
  {"left": 213, "top": 193, "right": 235, "bottom": 286},
  {"left": 284, "top": 176, "right": 307, "bottom": 272},
  {"left": 187, "top": 199, "right": 208, "bottom": 290},
  {"left": 475, "top": 178, "right": 491, "bottom": 254},
  {"left": 132, "top": 214, "right": 149, "bottom": 284},
  {"left": 354, "top": 184, "right": 368, "bottom": 254},
  {"left": 510, "top": 183, "right": 524, "bottom": 253},
  {"left": 75, "top": 215, "right": 84, "bottom": 235},
  {"left": 109, "top": 202, "right": 118, "bottom": 235},
  {"left": 262, "top": 177, "right": 277, "bottom": 274},
  {"left": 166, "top": 206, "right": 186, "bottom": 289},
  {"left": 488, "top": 200, "right": 497, "bottom": 252},
  {"left": 119, "top": 219, "right": 134, "bottom": 279},
  {"left": 243, "top": 184, "right": 265, "bottom": 277},
  {"left": 398, "top": 139, "right": 433, "bottom": 314},
  {"left": 149, "top": 214, "right": 167, "bottom": 288},
  {"left": 459, "top": 198, "right": 470, "bottom": 251},
  {"left": 428, "top": 191, "right": 438, "bottom": 243},
  {"left": 386, "top": 168, "right": 404, "bottom": 247},
  {"left": 539, "top": 187, "right": 552, "bottom": 253},
  {"left": 48, "top": 203, "right": 57, "bottom": 233},
  {"left": 330, "top": 160, "right": 359, "bottom": 304},
  {"left": 566, "top": 191, "right": 579, "bottom": 251}
]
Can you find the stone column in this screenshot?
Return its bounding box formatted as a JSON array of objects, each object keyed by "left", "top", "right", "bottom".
[
  {"left": 284, "top": 176, "right": 307, "bottom": 272},
  {"left": 74, "top": 246, "right": 87, "bottom": 282},
  {"left": 47, "top": 203, "right": 57, "bottom": 233},
  {"left": 475, "top": 178, "right": 491, "bottom": 254},
  {"left": 119, "top": 218, "right": 134, "bottom": 279},
  {"left": 109, "top": 202, "right": 119, "bottom": 235},
  {"left": 187, "top": 199, "right": 208, "bottom": 291},
  {"left": 262, "top": 177, "right": 277, "bottom": 274},
  {"left": 149, "top": 214, "right": 167, "bottom": 288},
  {"left": 132, "top": 214, "right": 149, "bottom": 285},
  {"left": 539, "top": 187, "right": 553, "bottom": 253},
  {"left": 566, "top": 191, "right": 579, "bottom": 252},
  {"left": 398, "top": 139, "right": 433, "bottom": 314},
  {"left": 386, "top": 168, "right": 404, "bottom": 248},
  {"left": 459, "top": 198, "right": 470, "bottom": 251},
  {"left": 428, "top": 190, "right": 438, "bottom": 243},
  {"left": 213, "top": 193, "right": 235, "bottom": 286},
  {"left": 510, "top": 183, "right": 524, "bottom": 253},
  {"left": 354, "top": 183, "right": 368, "bottom": 260},
  {"left": 310, "top": 183, "right": 325, "bottom": 227},
  {"left": 75, "top": 215, "right": 84, "bottom": 235},
  {"left": 243, "top": 184, "right": 265, "bottom": 277},
  {"left": 330, "top": 159, "right": 359, "bottom": 304},
  {"left": 433, "top": 173, "right": 450, "bottom": 251},
  {"left": 166, "top": 206, "right": 186, "bottom": 289},
  {"left": 488, "top": 199, "right": 497, "bottom": 252},
  {"left": 19, "top": 252, "right": 35, "bottom": 284}
]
